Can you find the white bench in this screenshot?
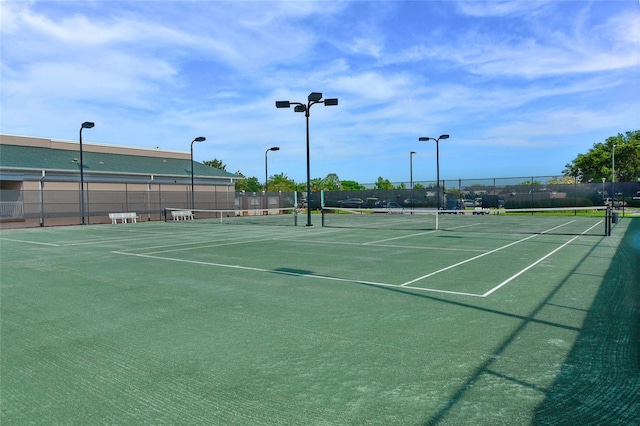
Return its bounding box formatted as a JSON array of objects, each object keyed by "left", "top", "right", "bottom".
[
  {"left": 109, "top": 212, "right": 139, "bottom": 224},
  {"left": 170, "top": 210, "right": 195, "bottom": 220}
]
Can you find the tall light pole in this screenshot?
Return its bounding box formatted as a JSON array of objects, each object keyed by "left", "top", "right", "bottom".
[
  {"left": 79, "top": 121, "right": 94, "bottom": 225},
  {"left": 410, "top": 151, "right": 416, "bottom": 189},
  {"left": 191, "top": 136, "right": 206, "bottom": 210},
  {"left": 410, "top": 151, "right": 416, "bottom": 212},
  {"left": 276, "top": 92, "right": 338, "bottom": 226},
  {"left": 419, "top": 134, "right": 449, "bottom": 210},
  {"left": 265, "top": 146, "right": 280, "bottom": 193},
  {"left": 612, "top": 144, "right": 616, "bottom": 202}
]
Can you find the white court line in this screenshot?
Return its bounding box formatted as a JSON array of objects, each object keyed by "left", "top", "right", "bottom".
[
  {"left": 60, "top": 226, "right": 307, "bottom": 248},
  {"left": 0, "top": 238, "right": 59, "bottom": 246},
  {"left": 142, "top": 236, "right": 279, "bottom": 255},
  {"left": 482, "top": 236, "right": 580, "bottom": 297},
  {"left": 363, "top": 222, "right": 481, "bottom": 245},
  {"left": 482, "top": 220, "right": 603, "bottom": 297},
  {"left": 277, "top": 238, "right": 487, "bottom": 253},
  {"left": 400, "top": 220, "right": 577, "bottom": 287},
  {"left": 112, "top": 250, "right": 484, "bottom": 297},
  {"left": 365, "top": 230, "right": 437, "bottom": 244},
  {"left": 119, "top": 234, "right": 264, "bottom": 254}
]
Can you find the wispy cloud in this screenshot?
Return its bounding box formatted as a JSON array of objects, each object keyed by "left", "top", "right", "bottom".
[{"left": 1, "top": 0, "right": 638, "bottom": 183}]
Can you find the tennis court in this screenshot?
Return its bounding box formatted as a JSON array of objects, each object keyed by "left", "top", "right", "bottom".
[{"left": 1, "top": 212, "right": 638, "bottom": 424}]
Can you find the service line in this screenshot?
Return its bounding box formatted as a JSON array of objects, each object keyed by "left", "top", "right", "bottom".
[{"left": 400, "top": 220, "right": 576, "bottom": 287}]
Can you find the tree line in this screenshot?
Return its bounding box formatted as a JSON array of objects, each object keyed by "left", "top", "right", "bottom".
[{"left": 204, "top": 130, "right": 639, "bottom": 192}]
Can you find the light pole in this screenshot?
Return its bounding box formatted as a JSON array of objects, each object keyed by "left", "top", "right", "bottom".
[
  {"left": 418, "top": 134, "right": 449, "bottom": 210},
  {"left": 276, "top": 92, "right": 338, "bottom": 226},
  {"left": 612, "top": 144, "right": 616, "bottom": 201},
  {"left": 410, "top": 151, "right": 416, "bottom": 189},
  {"left": 79, "top": 121, "right": 94, "bottom": 225},
  {"left": 191, "top": 136, "right": 206, "bottom": 210},
  {"left": 265, "top": 146, "right": 280, "bottom": 193},
  {"left": 410, "top": 151, "right": 416, "bottom": 211}
]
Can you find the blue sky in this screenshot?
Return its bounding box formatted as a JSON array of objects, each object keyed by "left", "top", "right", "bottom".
[{"left": 1, "top": 0, "right": 639, "bottom": 185}]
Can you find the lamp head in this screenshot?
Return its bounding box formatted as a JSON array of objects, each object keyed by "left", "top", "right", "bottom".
[
  {"left": 275, "top": 101, "right": 291, "bottom": 108},
  {"left": 323, "top": 98, "right": 338, "bottom": 106},
  {"left": 193, "top": 136, "right": 206, "bottom": 142},
  {"left": 439, "top": 134, "right": 450, "bottom": 140},
  {"left": 294, "top": 104, "right": 307, "bottom": 113},
  {"left": 410, "top": 151, "right": 416, "bottom": 154},
  {"left": 81, "top": 122, "right": 95, "bottom": 129},
  {"left": 418, "top": 137, "right": 430, "bottom": 142},
  {"left": 270, "top": 146, "right": 280, "bottom": 151},
  {"left": 308, "top": 92, "right": 323, "bottom": 102}
]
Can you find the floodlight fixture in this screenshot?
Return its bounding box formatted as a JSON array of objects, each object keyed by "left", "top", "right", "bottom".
[
  {"left": 275, "top": 101, "right": 291, "bottom": 108},
  {"left": 308, "top": 92, "right": 323, "bottom": 102},
  {"left": 81, "top": 121, "right": 95, "bottom": 129},
  {"left": 324, "top": 98, "right": 339, "bottom": 106},
  {"left": 294, "top": 105, "right": 306, "bottom": 113}
]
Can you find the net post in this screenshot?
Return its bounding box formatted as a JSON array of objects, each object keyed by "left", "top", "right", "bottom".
[
  {"left": 321, "top": 208, "right": 325, "bottom": 227},
  {"left": 163, "top": 208, "right": 167, "bottom": 222}
]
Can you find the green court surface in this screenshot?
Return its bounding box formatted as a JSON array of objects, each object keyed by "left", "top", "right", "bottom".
[{"left": 1, "top": 216, "right": 638, "bottom": 425}]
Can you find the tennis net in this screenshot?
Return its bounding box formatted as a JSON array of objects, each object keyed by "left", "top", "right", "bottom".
[
  {"left": 321, "top": 206, "right": 612, "bottom": 236},
  {"left": 164, "top": 207, "right": 299, "bottom": 226}
]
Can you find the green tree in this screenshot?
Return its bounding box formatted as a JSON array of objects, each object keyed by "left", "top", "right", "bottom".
[
  {"left": 267, "top": 173, "right": 296, "bottom": 192},
  {"left": 235, "top": 171, "right": 262, "bottom": 192},
  {"left": 563, "top": 131, "right": 640, "bottom": 182},
  {"left": 342, "top": 180, "right": 365, "bottom": 191},
  {"left": 374, "top": 177, "right": 394, "bottom": 190},
  {"left": 413, "top": 183, "right": 425, "bottom": 189},
  {"left": 546, "top": 176, "right": 577, "bottom": 185},
  {"left": 310, "top": 178, "right": 324, "bottom": 191},
  {"left": 203, "top": 159, "right": 226, "bottom": 171},
  {"left": 322, "top": 173, "right": 341, "bottom": 190}
]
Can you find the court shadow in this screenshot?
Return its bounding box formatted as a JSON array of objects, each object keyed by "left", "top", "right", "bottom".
[
  {"left": 272, "top": 267, "right": 315, "bottom": 276},
  {"left": 531, "top": 220, "right": 640, "bottom": 425},
  {"left": 345, "top": 222, "right": 637, "bottom": 425}
]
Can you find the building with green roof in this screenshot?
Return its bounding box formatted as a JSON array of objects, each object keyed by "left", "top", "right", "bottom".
[{"left": 0, "top": 134, "right": 242, "bottom": 226}]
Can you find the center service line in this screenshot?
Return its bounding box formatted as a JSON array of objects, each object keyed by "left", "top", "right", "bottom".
[
  {"left": 482, "top": 220, "right": 603, "bottom": 297},
  {"left": 400, "top": 220, "right": 576, "bottom": 288}
]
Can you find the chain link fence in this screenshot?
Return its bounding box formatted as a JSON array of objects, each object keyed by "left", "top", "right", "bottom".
[{"left": 1, "top": 176, "right": 638, "bottom": 227}]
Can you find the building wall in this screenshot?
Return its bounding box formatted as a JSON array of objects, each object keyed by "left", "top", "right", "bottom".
[{"left": 0, "top": 134, "right": 237, "bottom": 228}]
